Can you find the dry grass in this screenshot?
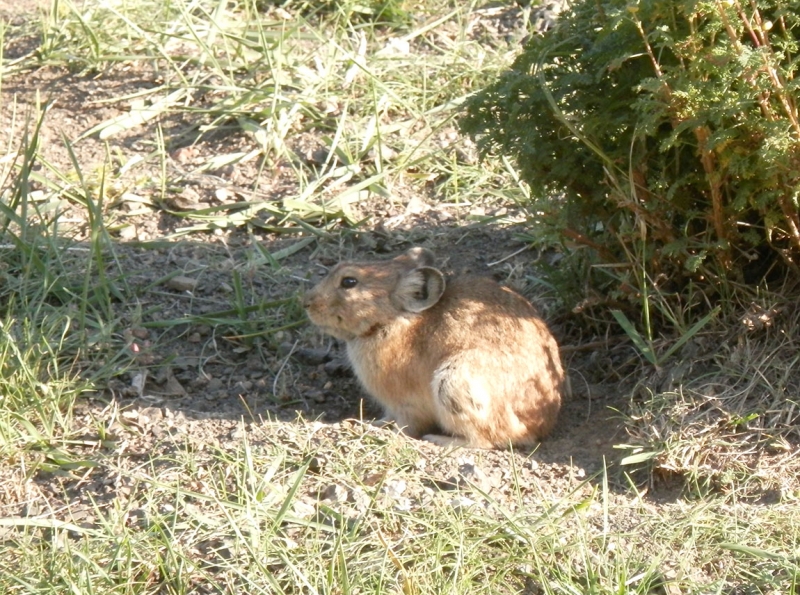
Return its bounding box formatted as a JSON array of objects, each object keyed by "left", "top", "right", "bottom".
[{"left": 624, "top": 289, "right": 800, "bottom": 497}]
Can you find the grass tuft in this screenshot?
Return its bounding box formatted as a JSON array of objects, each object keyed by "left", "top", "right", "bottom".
[{"left": 622, "top": 287, "right": 800, "bottom": 496}]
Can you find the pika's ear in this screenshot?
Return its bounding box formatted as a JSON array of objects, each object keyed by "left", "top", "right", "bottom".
[
  {"left": 394, "top": 247, "right": 435, "bottom": 268},
  {"left": 393, "top": 266, "right": 445, "bottom": 313}
]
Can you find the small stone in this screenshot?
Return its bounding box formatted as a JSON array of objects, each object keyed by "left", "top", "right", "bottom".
[
  {"left": 125, "top": 508, "right": 149, "bottom": 529},
  {"left": 362, "top": 471, "right": 385, "bottom": 486},
  {"left": 308, "top": 455, "right": 326, "bottom": 474},
  {"left": 292, "top": 498, "right": 316, "bottom": 520},
  {"left": 166, "top": 276, "right": 198, "bottom": 292},
  {"left": 382, "top": 479, "right": 407, "bottom": 499},
  {"left": 405, "top": 195, "right": 428, "bottom": 215},
  {"left": 189, "top": 376, "right": 208, "bottom": 389},
  {"left": 307, "top": 147, "right": 330, "bottom": 164},
  {"left": 131, "top": 327, "right": 149, "bottom": 340},
  {"left": 118, "top": 225, "right": 137, "bottom": 241},
  {"left": 393, "top": 497, "right": 412, "bottom": 512},
  {"left": 276, "top": 343, "right": 295, "bottom": 356},
  {"left": 308, "top": 390, "right": 326, "bottom": 404},
  {"left": 368, "top": 144, "right": 398, "bottom": 162},
  {"left": 458, "top": 462, "right": 491, "bottom": 491},
  {"left": 140, "top": 407, "right": 163, "bottom": 422},
  {"left": 162, "top": 376, "right": 187, "bottom": 397},
  {"left": 350, "top": 486, "right": 371, "bottom": 510},
  {"left": 320, "top": 483, "right": 349, "bottom": 503},
  {"left": 469, "top": 206, "right": 486, "bottom": 217},
  {"left": 168, "top": 187, "right": 202, "bottom": 210},
  {"left": 450, "top": 496, "right": 477, "bottom": 510},
  {"left": 172, "top": 147, "right": 197, "bottom": 163},
  {"left": 130, "top": 372, "right": 147, "bottom": 397},
  {"left": 437, "top": 461, "right": 492, "bottom": 492}
]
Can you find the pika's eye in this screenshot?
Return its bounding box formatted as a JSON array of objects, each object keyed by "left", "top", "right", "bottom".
[{"left": 340, "top": 277, "right": 358, "bottom": 289}]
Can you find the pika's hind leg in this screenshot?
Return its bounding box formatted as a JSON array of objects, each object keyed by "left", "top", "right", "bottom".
[
  {"left": 421, "top": 433, "right": 467, "bottom": 448},
  {"left": 429, "top": 361, "right": 501, "bottom": 449}
]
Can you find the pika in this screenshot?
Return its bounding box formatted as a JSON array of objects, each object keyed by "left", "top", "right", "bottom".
[{"left": 303, "top": 247, "right": 563, "bottom": 448}]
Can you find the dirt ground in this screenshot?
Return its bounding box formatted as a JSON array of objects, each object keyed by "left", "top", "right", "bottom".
[{"left": 0, "top": 0, "right": 651, "bottom": 528}]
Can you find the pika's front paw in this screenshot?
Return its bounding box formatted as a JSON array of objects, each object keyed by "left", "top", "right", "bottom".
[{"left": 422, "top": 434, "right": 467, "bottom": 448}]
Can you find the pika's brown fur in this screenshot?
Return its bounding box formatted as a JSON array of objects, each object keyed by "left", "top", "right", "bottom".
[{"left": 303, "top": 247, "right": 564, "bottom": 448}]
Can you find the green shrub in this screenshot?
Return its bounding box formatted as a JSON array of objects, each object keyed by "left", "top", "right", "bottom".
[{"left": 461, "top": 0, "right": 800, "bottom": 309}]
